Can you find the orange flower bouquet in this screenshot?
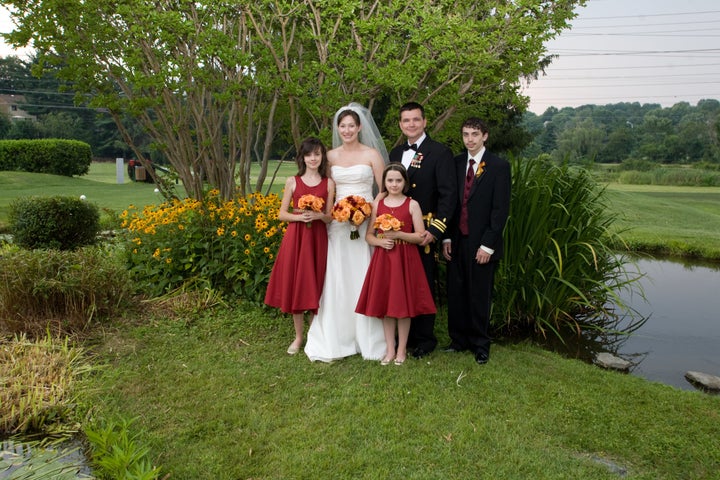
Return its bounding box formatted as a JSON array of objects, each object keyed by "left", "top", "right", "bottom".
[
  {"left": 373, "top": 213, "right": 404, "bottom": 234},
  {"left": 332, "top": 195, "right": 372, "bottom": 239},
  {"left": 297, "top": 194, "right": 325, "bottom": 228}
]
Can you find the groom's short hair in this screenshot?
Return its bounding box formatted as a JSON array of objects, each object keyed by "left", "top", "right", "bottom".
[{"left": 399, "top": 102, "right": 425, "bottom": 119}]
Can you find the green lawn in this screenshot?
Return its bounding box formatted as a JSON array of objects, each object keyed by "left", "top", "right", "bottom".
[
  {"left": 81, "top": 305, "right": 720, "bottom": 479},
  {"left": 605, "top": 183, "right": 720, "bottom": 259},
  {"left": 0, "top": 167, "right": 160, "bottom": 229}
]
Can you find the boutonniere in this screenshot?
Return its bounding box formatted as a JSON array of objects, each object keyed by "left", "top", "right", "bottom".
[
  {"left": 410, "top": 152, "right": 424, "bottom": 169},
  {"left": 475, "top": 160, "right": 486, "bottom": 178}
]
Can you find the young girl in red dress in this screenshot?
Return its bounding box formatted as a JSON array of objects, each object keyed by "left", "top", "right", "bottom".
[
  {"left": 355, "top": 164, "right": 436, "bottom": 365},
  {"left": 264, "top": 138, "right": 335, "bottom": 355}
]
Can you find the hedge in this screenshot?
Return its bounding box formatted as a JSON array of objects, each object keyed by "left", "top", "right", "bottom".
[{"left": 0, "top": 139, "right": 92, "bottom": 177}]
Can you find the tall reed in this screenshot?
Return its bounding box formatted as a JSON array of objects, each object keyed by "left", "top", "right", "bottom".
[{"left": 495, "top": 156, "right": 639, "bottom": 338}]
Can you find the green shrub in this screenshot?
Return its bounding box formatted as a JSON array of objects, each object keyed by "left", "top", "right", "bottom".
[
  {"left": 0, "top": 139, "right": 92, "bottom": 176},
  {"left": 0, "top": 245, "right": 132, "bottom": 334},
  {"left": 9, "top": 195, "right": 100, "bottom": 250},
  {"left": 121, "top": 189, "right": 283, "bottom": 301},
  {"left": 494, "top": 156, "right": 639, "bottom": 338}
]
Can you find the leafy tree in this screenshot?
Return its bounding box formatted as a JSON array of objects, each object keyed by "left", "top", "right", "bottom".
[
  {"left": 553, "top": 117, "right": 604, "bottom": 164},
  {"left": 2, "top": 0, "right": 583, "bottom": 200},
  {"left": 0, "top": 111, "right": 11, "bottom": 138}
]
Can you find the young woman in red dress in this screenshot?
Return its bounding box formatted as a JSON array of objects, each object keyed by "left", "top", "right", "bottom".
[{"left": 264, "top": 138, "right": 335, "bottom": 355}]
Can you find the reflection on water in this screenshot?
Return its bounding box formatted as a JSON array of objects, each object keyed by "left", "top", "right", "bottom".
[
  {"left": 536, "top": 256, "right": 720, "bottom": 391},
  {"left": 615, "top": 256, "right": 720, "bottom": 390}
]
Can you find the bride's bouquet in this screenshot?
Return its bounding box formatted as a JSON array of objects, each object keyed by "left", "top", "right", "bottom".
[
  {"left": 297, "top": 194, "right": 325, "bottom": 228},
  {"left": 332, "top": 195, "right": 372, "bottom": 239}
]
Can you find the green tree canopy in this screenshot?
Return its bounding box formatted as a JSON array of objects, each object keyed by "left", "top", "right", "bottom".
[{"left": 2, "top": 0, "right": 582, "bottom": 199}]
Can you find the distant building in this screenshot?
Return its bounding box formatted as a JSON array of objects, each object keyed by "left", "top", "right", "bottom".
[{"left": 0, "top": 94, "right": 36, "bottom": 121}]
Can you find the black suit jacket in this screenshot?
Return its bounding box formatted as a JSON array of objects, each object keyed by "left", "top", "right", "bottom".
[
  {"left": 389, "top": 135, "right": 456, "bottom": 239},
  {"left": 447, "top": 149, "right": 511, "bottom": 260}
]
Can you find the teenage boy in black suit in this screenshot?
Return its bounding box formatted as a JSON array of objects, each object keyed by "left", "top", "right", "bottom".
[
  {"left": 388, "top": 102, "right": 456, "bottom": 359},
  {"left": 442, "top": 117, "right": 511, "bottom": 365}
]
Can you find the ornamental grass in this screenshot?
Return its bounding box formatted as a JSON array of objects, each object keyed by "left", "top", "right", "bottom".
[
  {"left": 0, "top": 333, "right": 87, "bottom": 436},
  {"left": 0, "top": 245, "right": 132, "bottom": 336},
  {"left": 494, "top": 156, "right": 640, "bottom": 338},
  {"left": 121, "top": 189, "right": 284, "bottom": 302}
]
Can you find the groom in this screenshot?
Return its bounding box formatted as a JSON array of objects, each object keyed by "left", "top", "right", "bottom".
[{"left": 389, "top": 102, "right": 456, "bottom": 359}]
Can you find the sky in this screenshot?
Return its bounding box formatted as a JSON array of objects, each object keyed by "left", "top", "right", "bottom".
[
  {"left": 523, "top": 0, "right": 720, "bottom": 113},
  {"left": 2, "top": 2, "right": 720, "bottom": 115}
]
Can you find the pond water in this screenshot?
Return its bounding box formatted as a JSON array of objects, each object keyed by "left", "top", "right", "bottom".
[
  {"left": 613, "top": 256, "right": 720, "bottom": 391},
  {"left": 533, "top": 256, "right": 720, "bottom": 391}
]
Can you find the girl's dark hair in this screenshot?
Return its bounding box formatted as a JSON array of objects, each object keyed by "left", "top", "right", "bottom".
[
  {"left": 337, "top": 109, "right": 361, "bottom": 126},
  {"left": 296, "top": 137, "right": 329, "bottom": 177},
  {"left": 381, "top": 163, "right": 409, "bottom": 193}
]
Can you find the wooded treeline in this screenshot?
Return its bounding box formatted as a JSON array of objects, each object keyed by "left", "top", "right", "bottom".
[{"left": 521, "top": 100, "right": 720, "bottom": 165}]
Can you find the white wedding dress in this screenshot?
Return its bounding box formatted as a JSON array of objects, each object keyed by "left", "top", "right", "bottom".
[{"left": 305, "top": 164, "right": 386, "bottom": 362}]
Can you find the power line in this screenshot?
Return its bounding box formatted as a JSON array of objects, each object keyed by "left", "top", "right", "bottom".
[
  {"left": 569, "top": 20, "right": 720, "bottom": 30},
  {"left": 577, "top": 10, "right": 720, "bottom": 20},
  {"left": 530, "top": 80, "right": 720, "bottom": 89},
  {"left": 543, "top": 62, "right": 720, "bottom": 71},
  {"left": 551, "top": 48, "right": 720, "bottom": 56}
]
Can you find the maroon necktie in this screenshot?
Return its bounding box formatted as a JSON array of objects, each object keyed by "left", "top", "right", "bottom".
[{"left": 459, "top": 159, "right": 475, "bottom": 235}]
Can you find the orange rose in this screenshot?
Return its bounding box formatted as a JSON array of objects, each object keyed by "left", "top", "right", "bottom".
[{"left": 351, "top": 209, "right": 366, "bottom": 226}]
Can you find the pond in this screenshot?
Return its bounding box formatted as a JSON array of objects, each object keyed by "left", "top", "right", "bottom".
[
  {"left": 534, "top": 256, "right": 720, "bottom": 392},
  {"left": 614, "top": 256, "right": 720, "bottom": 391}
]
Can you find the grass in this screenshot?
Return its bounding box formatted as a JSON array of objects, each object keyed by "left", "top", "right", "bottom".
[
  {"left": 605, "top": 183, "right": 720, "bottom": 259},
  {"left": 80, "top": 304, "right": 720, "bottom": 479}
]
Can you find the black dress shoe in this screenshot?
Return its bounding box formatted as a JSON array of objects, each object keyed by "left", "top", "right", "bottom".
[
  {"left": 475, "top": 352, "right": 489, "bottom": 365},
  {"left": 442, "top": 344, "right": 464, "bottom": 353},
  {"left": 412, "top": 348, "right": 431, "bottom": 359}
]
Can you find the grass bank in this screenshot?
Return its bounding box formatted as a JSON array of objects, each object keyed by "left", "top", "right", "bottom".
[
  {"left": 605, "top": 183, "right": 720, "bottom": 260},
  {"left": 82, "top": 304, "right": 720, "bottom": 479}
]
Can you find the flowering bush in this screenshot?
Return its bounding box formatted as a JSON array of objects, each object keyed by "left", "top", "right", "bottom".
[{"left": 121, "top": 190, "right": 284, "bottom": 302}]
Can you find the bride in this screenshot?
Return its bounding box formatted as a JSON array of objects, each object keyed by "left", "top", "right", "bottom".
[{"left": 304, "top": 103, "right": 388, "bottom": 362}]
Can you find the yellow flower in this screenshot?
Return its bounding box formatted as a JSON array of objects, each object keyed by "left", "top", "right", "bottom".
[
  {"left": 244, "top": 234, "right": 251, "bottom": 241},
  {"left": 244, "top": 249, "right": 250, "bottom": 255}
]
